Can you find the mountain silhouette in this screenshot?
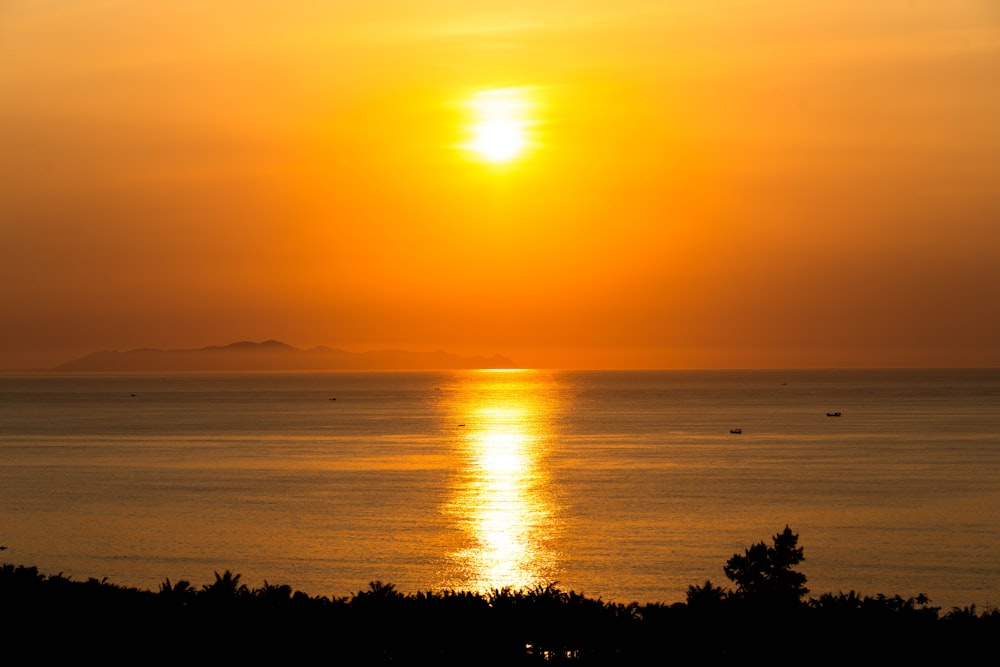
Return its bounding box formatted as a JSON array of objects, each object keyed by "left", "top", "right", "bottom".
[{"left": 53, "top": 340, "right": 518, "bottom": 372}]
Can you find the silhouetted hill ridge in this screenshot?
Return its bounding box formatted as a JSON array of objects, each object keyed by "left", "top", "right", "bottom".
[{"left": 53, "top": 341, "right": 518, "bottom": 372}]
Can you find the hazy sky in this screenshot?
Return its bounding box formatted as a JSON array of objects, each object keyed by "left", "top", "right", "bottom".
[{"left": 2, "top": 1, "right": 998, "bottom": 369}]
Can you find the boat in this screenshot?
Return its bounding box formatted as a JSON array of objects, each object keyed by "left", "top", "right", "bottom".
[
  {"left": 826, "top": 412, "right": 841, "bottom": 417},
  {"left": 730, "top": 428, "right": 742, "bottom": 434}
]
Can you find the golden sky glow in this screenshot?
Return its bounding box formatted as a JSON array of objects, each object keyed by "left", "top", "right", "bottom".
[{"left": 1, "top": 1, "right": 999, "bottom": 369}]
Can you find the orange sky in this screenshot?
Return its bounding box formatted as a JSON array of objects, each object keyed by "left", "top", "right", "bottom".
[{"left": 2, "top": 1, "right": 999, "bottom": 370}]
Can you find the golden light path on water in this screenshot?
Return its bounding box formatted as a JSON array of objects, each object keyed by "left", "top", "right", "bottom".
[{"left": 441, "top": 370, "right": 562, "bottom": 592}]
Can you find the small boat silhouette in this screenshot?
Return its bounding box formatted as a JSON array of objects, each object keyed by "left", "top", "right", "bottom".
[
  {"left": 730, "top": 428, "right": 742, "bottom": 434},
  {"left": 826, "top": 412, "right": 841, "bottom": 417}
]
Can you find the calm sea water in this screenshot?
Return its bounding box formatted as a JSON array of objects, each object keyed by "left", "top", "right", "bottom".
[{"left": 1, "top": 369, "right": 998, "bottom": 609}]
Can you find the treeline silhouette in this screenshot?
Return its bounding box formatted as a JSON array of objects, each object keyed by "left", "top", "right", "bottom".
[{"left": 1, "top": 528, "right": 995, "bottom": 663}]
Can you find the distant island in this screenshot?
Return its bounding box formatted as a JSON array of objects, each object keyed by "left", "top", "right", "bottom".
[{"left": 52, "top": 340, "right": 518, "bottom": 372}]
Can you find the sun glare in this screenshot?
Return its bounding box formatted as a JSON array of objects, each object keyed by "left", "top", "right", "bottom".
[{"left": 463, "top": 88, "right": 535, "bottom": 164}]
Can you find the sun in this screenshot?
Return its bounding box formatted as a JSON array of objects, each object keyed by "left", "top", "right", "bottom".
[
  {"left": 463, "top": 88, "right": 534, "bottom": 164},
  {"left": 470, "top": 118, "right": 526, "bottom": 163}
]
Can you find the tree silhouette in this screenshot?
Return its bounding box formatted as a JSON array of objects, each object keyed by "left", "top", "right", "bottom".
[
  {"left": 685, "top": 579, "right": 727, "bottom": 610},
  {"left": 4, "top": 550, "right": 1000, "bottom": 663},
  {"left": 159, "top": 577, "right": 194, "bottom": 608},
  {"left": 200, "top": 569, "right": 249, "bottom": 605},
  {"left": 723, "top": 525, "right": 808, "bottom": 607}
]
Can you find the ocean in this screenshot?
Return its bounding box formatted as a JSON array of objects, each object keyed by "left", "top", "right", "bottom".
[{"left": 1, "top": 369, "right": 998, "bottom": 610}]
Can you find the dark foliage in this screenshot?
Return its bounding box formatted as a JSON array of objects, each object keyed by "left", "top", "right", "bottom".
[
  {"left": 2, "top": 530, "right": 997, "bottom": 664},
  {"left": 723, "top": 525, "right": 808, "bottom": 608}
]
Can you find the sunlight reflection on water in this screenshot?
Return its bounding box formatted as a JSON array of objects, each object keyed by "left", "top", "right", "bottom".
[{"left": 441, "top": 370, "right": 562, "bottom": 592}]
